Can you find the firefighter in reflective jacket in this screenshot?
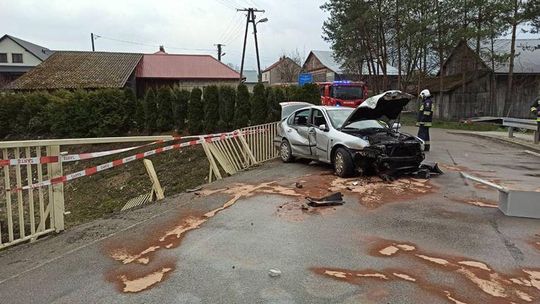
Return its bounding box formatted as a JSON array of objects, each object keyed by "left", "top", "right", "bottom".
[
  {"left": 417, "top": 89, "right": 433, "bottom": 151},
  {"left": 531, "top": 96, "right": 540, "bottom": 141}
]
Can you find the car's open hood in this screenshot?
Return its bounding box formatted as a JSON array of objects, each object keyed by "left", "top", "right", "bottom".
[{"left": 341, "top": 90, "right": 414, "bottom": 127}]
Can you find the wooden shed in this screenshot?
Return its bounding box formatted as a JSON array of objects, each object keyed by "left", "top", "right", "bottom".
[{"left": 425, "top": 40, "right": 540, "bottom": 120}]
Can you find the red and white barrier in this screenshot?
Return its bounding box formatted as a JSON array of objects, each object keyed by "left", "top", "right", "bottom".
[
  {"left": 7, "top": 129, "right": 266, "bottom": 193},
  {"left": 0, "top": 130, "right": 250, "bottom": 167}
]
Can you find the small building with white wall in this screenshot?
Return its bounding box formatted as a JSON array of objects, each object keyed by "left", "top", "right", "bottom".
[{"left": 0, "top": 34, "right": 53, "bottom": 88}]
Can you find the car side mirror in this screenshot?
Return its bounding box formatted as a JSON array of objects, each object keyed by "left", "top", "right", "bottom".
[
  {"left": 319, "top": 124, "right": 328, "bottom": 131},
  {"left": 392, "top": 123, "right": 401, "bottom": 130}
]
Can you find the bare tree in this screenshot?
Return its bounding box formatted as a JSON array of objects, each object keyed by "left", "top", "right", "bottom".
[{"left": 274, "top": 50, "right": 303, "bottom": 83}]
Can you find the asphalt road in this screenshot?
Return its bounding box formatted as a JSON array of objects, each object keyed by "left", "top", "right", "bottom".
[{"left": 0, "top": 128, "right": 539, "bottom": 304}]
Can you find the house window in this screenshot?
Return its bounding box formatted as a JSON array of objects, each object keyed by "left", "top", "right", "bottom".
[
  {"left": 12, "top": 53, "right": 23, "bottom": 63},
  {"left": 0, "top": 53, "right": 7, "bottom": 63}
]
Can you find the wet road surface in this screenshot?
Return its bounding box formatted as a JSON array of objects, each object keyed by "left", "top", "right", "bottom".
[{"left": 0, "top": 128, "right": 539, "bottom": 303}]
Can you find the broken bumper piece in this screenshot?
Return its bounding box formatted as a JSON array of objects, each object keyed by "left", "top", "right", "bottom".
[{"left": 306, "top": 192, "right": 345, "bottom": 207}]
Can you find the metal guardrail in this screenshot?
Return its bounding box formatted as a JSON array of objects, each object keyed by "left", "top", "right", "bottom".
[{"left": 502, "top": 118, "right": 539, "bottom": 144}]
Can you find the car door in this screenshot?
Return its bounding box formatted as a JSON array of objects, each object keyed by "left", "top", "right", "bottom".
[
  {"left": 286, "top": 108, "right": 312, "bottom": 157},
  {"left": 308, "top": 109, "right": 331, "bottom": 162}
]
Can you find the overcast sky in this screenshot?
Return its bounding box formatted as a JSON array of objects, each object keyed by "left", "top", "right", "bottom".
[{"left": 0, "top": 0, "right": 330, "bottom": 70}]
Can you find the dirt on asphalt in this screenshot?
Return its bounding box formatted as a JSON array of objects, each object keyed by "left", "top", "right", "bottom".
[
  {"left": 312, "top": 237, "right": 540, "bottom": 304},
  {"left": 103, "top": 173, "right": 440, "bottom": 293}
]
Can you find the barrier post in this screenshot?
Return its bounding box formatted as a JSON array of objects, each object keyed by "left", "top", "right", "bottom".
[{"left": 48, "top": 145, "right": 64, "bottom": 232}]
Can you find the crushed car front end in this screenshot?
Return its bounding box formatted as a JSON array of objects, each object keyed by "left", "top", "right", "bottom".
[{"left": 340, "top": 128, "right": 424, "bottom": 174}]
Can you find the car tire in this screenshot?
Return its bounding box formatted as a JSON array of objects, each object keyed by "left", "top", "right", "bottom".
[
  {"left": 280, "top": 140, "right": 294, "bottom": 163},
  {"left": 333, "top": 147, "right": 355, "bottom": 177}
]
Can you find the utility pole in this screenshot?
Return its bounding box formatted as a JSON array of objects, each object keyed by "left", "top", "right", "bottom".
[
  {"left": 237, "top": 8, "right": 267, "bottom": 83},
  {"left": 91, "top": 33, "right": 95, "bottom": 52},
  {"left": 215, "top": 43, "right": 225, "bottom": 61}
]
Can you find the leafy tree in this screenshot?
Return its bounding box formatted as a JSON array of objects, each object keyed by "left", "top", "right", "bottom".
[
  {"left": 144, "top": 89, "right": 158, "bottom": 133},
  {"left": 203, "top": 85, "right": 220, "bottom": 133},
  {"left": 156, "top": 87, "right": 174, "bottom": 131},
  {"left": 188, "top": 87, "right": 204, "bottom": 134},
  {"left": 219, "top": 86, "right": 236, "bottom": 130},
  {"left": 250, "top": 83, "right": 267, "bottom": 125},
  {"left": 172, "top": 87, "right": 190, "bottom": 131},
  {"left": 234, "top": 84, "right": 251, "bottom": 128},
  {"left": 498, "top": 0, "right": 539, "bottom": 115}
]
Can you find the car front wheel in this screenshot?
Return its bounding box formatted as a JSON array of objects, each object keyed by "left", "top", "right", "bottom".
[
  {"left": 333, "top": 147, "right": 355, "bottom": 177},
  {"left": 280, "top": 140, "right": 294, "bottom": 163}
]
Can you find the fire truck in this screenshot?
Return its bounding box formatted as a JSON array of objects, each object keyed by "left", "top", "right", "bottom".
[{"left": 318, "top": 81, "right": 368, "bottom": 108}]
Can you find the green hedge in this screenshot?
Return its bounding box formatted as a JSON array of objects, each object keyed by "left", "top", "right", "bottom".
[
  {"left": 0, "top": 83, "right": 320, "bottom": 139},
  {"left": 0, "top": 89, "right": 132, "bottom": 139}
]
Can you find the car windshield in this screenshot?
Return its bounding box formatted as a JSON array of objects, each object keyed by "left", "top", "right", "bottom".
[
  {"left": 344, "top": 120, "right": 388, "bottom": 130},
  {"left": 333, "top": 86, "right": 363, "bottom": 100},
  {"left": 327, "top": 108, "right": 354, "bottom": 128}
]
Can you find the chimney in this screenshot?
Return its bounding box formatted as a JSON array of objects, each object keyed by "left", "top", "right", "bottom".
[{"left": 159, "top": 45, "right": 166, "bottom": 53}]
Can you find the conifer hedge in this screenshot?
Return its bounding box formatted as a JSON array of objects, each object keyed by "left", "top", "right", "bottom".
[{"left": 0, "top": 82, "right": 320, "bottom": 139}]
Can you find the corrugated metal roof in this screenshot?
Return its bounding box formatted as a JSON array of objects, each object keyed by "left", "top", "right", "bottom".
[
  {"left": 1, "top": 34, "right": 54, "bottom": 61},
  {"left": 136, "top": 54, "right": 241, "bottom": 79},
  {"left": 4, "top": 51, "right": 142, "bottom": 90},
  {"left": 310, "top": 50, "right": 401, "bottom": 76},
  {"left": 475, "top": 39, "right": 540, "bottom": 74}
]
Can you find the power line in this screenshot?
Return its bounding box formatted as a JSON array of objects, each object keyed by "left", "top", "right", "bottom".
[
  {"left": 223, "top": 15, "right": 246, "bottom": 45},
  {"left": 218, "top": 13, "right": 238, "bottom": 42},
  {"left": 219, "top": 13, "right": 243, "bottom": 43},
  {"left": 93, "top": 34, "right": 214, "bottom": 52}
]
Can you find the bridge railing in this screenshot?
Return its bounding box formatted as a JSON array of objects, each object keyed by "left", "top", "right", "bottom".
[
  {"left": 0, "top": 136, "right": 174, "bottom": 249},
  {"left": 0, "top": 122, "right": 281, "bottom": 250}
]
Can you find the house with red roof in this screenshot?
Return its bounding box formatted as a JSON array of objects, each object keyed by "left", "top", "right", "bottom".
[
  {"left": 135, "top": 46, "right": 241, "bottom": 95},
  {"left": 5, "top": 46, "right": 241, "bottom": 95}
]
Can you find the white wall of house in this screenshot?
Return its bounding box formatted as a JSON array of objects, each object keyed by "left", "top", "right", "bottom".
[
  {"left": 0, "top": 38, "right": 42, "bottom": 67},
  {"left": 262, "top": 71, "right": 270, "bottom": 83}
]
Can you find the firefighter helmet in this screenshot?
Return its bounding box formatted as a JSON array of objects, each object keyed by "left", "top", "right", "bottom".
[{"left": 419, "top": 89, "right": 431, "bottom": 99}]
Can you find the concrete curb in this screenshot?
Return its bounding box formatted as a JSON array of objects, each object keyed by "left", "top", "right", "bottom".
[{"left": 448, "top": 131, "right": 540, "bottom": 153}]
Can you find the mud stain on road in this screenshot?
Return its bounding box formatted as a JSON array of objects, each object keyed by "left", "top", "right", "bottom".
[
  {"left": 450, "top": 197, "right": 499, "bottom": 208},
  {"left": 330, "top": 177, "right": 436, "bottom": 209},
  {"left": 105, "top": 181, "right": 276, "bottom": 293},
  {"left": 312, "top": 238, "right": 540, "bottom": 303},
  {"left": 104, "top": 173, "right": 438, "bottom": 293},
  {"left": 269, "top": 174, "right": 437, "bottom": 220},
  {"left": 528, "top": 234, "right": 540, "bottom": 253},
  {"left": 106, "top": 258, "right": 176, "bottom": 293}
]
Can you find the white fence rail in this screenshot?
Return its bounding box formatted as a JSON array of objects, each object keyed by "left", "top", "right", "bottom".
[
  {"left": 0, "top": 123, "right": 280, "bottom": 249},
  {"left": 0, "top": 136, "right": 173, "bottom": 249},
  {"left": 202, "top": 122, "right": 280, "bottom": 182}
]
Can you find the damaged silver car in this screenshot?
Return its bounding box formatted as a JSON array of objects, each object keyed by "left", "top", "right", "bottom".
[{"left": 275, "top": 90, "right": 425, "bottom": 177}]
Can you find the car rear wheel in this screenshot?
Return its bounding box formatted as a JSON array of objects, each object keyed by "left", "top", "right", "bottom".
[
  {"left": 333, "top": 147, "right": 355, "bottom": 177},
  {"left": 280, "top": 140, "right": 294, "bottom": 163}
]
